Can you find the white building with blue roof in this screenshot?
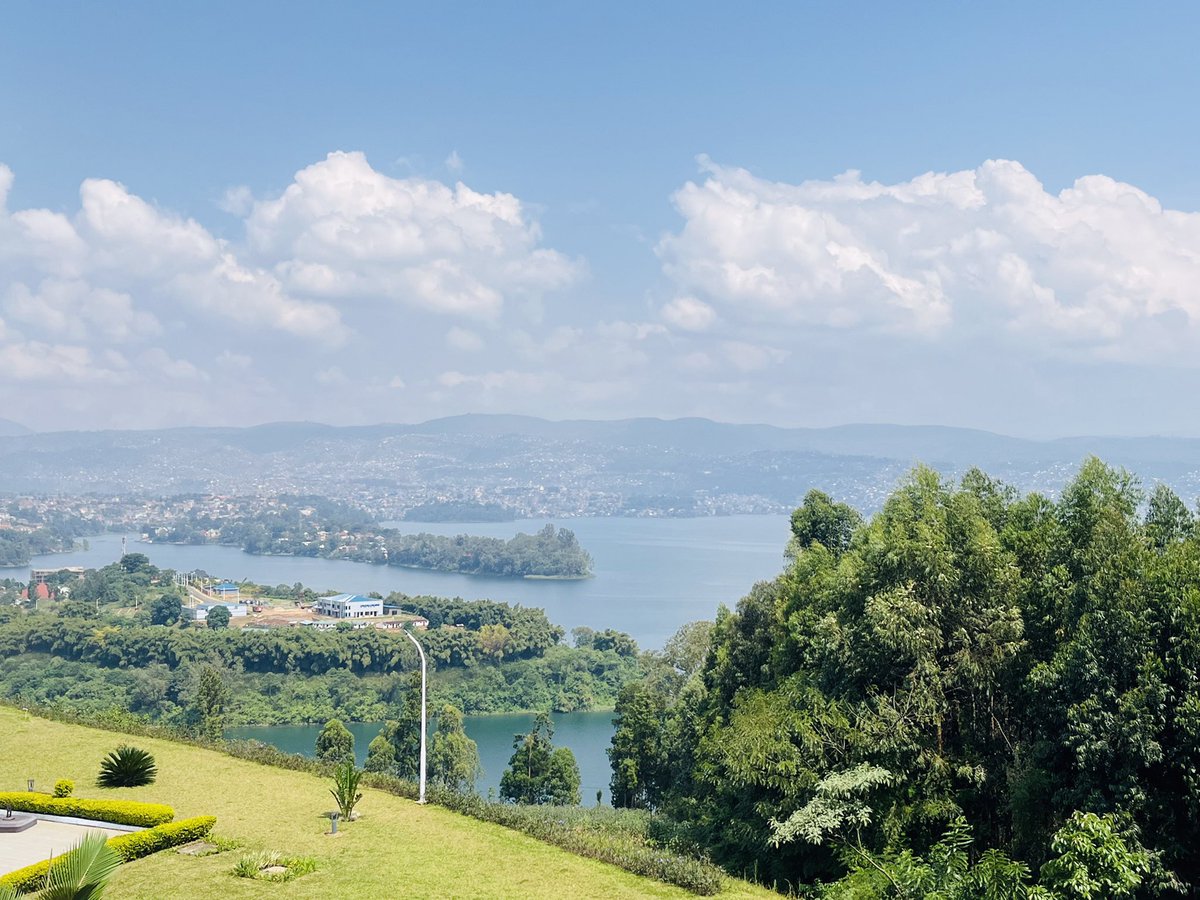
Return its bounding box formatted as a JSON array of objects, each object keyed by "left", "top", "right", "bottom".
[{"left": 314, "top": 593, "right": 384, "bottom": 619}]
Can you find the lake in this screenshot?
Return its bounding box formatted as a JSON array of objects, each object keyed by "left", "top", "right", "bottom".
[
  {"left": 225, "top": 711, "right": 618, "bottom": 803},
  {"left": 24, "top": 515, "right": 792, "bottom": 649},
  {"left": 26, "top": 516, "right": 792, "bottom": 805}
]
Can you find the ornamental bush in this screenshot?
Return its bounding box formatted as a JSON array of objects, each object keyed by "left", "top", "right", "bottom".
[
  {"left": 97, "top": 745, "right": 157, "bottom": 788},
  {"left": 53, "top": 779, "right": 74, "bottom": 798},
  {"left": 0, "top": 793, "right": 173, "bottom": 827}
]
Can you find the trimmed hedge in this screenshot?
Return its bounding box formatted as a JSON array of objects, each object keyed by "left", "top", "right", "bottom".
[
  {"left": 0, "top": 792, "right": 173, "bottom": 827},
  {"left": 109, "top": 815, "right": 217, "bottom": 861},
  {"left": 0, "top": 857, "right": 51, "bottom": 893},
  {"left": 0, "top": 815, "right": 216, "bottom": 893}
]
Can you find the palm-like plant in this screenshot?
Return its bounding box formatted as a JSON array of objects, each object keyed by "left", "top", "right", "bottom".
[
  {"left": 97, "top": 745, "right": 157, "bottom": 788},
  {"left": 0, "top": 884, "right": 16, "bottom": 900},
  {"left": 329, "top": 760, "right": 364, "bottom": 820},
  {"left": 40, "top": 832, "right": 121, "bottom": 900}
]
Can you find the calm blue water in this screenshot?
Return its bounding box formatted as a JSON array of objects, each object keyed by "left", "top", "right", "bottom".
[
  {"left": 30, "top": 517, "right": 791, "bottom": 805},
  {"left": 25, "top": 516, "right": 791, "bottom": 649},
  {"left": 225, "top": 711, "right": 617, "bottom": 803}
]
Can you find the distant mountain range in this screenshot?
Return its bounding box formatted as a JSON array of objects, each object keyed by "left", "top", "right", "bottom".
[
  {"left": 0, "top": 418, "right": 31, "bottom": 438},
  {"left": 2, "top": 414, "right": 1198, "bottom": 515}
]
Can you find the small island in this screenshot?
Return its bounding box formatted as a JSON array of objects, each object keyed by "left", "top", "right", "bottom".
[
  {"left": 359, "top": 524, "right": 593, "bottom": 579},
  {"left": 134, "top": 496, "right": 595, "bottom": 580}
]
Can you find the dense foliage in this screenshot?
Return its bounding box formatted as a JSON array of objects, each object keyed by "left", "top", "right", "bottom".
[
  {"left": 0, "top": 504, "right": 95, "bottom": 566},
  {"left": 0, "top": 791, "right": 173, "bottom": 827},
  {"left": 0, "top": 558, "right": 638, "bottom": 727},
  {"left": 429, "top": 704, "right": 481, "bottom": 792},
  {"left": 609, "top": 461, "right": 1200, "bottom": 896},
  {"left": 0, "top": 601, "right": 563, "bottom": 674},
  {"left": 0, "top": 526, "right": 77, "bottom": 566},
  {"left": 375, "top": 525, "right": 593, "bottom": 578},
  {"left": 500, "top": 712, "right": 582, "bottom": 805},
  {"left": 315, "top": 718, "right": 355, "bottom": 764}
]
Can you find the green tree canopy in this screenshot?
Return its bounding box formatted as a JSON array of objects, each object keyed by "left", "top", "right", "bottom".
[
  {"left": 428, "top": 704, "right": 481, "bottom": 792},
  {"left": 149, "top": 593, "right": 182, "bottom": 626},
  {"left": 610, "top": 460, "right": 1200, "bottom": 895},
  {"left": 315, "top": 718, "right": 355, "bottom": 765},
  {"left": 192, "top": 665, "right": 229, "bottom": 740},
  {"left": 500, "top": 712, "right": 580, "bottom": 805},
  {"left": 364, "top": 732, "right": 397, "bottom": 774}
]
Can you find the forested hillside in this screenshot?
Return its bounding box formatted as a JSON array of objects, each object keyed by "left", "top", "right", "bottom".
[
  {"left": 0, "top": 563, "right": 638, "bottom": 724},
  {"left": 610, "top": 459, "right": 1200, "bottom": 897}
]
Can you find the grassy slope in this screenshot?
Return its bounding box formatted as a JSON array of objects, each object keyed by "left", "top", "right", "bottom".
[{"left": 0, "top": 709, "right": 774, "bottom": 899}]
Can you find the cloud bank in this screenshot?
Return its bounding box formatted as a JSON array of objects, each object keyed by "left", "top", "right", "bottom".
[
  {"left": 658, "top": 157, "right": 1200, "bottom": 363},
  {"left": 2, "top": 152, "right": 1200, "bottom": 434}
]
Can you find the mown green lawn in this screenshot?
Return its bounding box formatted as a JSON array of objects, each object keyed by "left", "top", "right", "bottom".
[{"left": 0, "top": 709, "right": 776, "bottom": 899}]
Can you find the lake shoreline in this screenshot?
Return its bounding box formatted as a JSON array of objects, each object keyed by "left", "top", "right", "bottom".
[{"left": 30, "top": 515, "right": 792, "bottom": 650}]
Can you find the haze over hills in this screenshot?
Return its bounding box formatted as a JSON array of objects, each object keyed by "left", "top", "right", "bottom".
[{"left": 1, "top": 414, "right": 1198, "bottom": 517}]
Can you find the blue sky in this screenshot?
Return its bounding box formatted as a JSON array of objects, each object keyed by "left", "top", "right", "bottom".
[{"left": 2, "top": 2, "right": 1200, "bottom": 435}]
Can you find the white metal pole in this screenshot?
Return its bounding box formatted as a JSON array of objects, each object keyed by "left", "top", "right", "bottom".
[{"left": 404, "top": 629, "right": 427, "bottom": 804}]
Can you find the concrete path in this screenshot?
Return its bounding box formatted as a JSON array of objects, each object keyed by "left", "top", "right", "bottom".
[{"left": 0, "top": 820, "right": 125, "bottom": 875}]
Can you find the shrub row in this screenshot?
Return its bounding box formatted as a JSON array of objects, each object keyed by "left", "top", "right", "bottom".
[
  {"left": 0, "top": 815, "right": 216, "bottom": 893},
  {"left": 0, "top": 858, "right": 50, "bottom": 893},
  {"left": 109, "top": 815, "right": 217, "bottom": 861},
  {"left": 0, "top": 792, "right": 174, "bottom": 827}
]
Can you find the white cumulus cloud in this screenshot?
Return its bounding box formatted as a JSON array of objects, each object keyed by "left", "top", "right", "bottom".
[
  {"left": 658, "top": 157, "right": 1200, "bottom": 362},
  {"left": 0, "top": 165, "right": 346, "bottom": 347},
  {"left": 244, "top": 151, "right": 581, "bottom": 320}
]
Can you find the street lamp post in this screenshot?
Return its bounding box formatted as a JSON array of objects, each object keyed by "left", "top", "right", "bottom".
[{"left": 404, "top": 628, "right": 427, "bottom": 804}]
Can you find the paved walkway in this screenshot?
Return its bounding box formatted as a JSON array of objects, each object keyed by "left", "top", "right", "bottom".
[{"left": 0, "top": 820, "right": 125, "bottom": 875}]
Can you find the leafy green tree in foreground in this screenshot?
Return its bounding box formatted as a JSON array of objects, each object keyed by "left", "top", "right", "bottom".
[
  {"left": 315, "top": 718, "right": 355, "bottom": 765},
  {"left": 148, "top": 593, "right": 182, "bottom": 626},
  {"left": 429, "top": 704, "right": 481, "bottom": 792},
  {"left": 118, "top": 552, "right": 152, "bottom": 575},
  {"left": 609, "top": 460, "right": 1200, "bottom": 894},
  {"left": 205, "top": 605, "right": 231, "bottom": 629},
  {"left": 375, "top": 674, "right": 424, "bottom": 780},
  {"left": 192, "top": 665, "right": 230, "bottom": 740},
  {"left": 608, "top": 680, "right": 670, "bottom": 809},
  {"left": 500, "top": 712, "right": 580, "bottom": 805},
  {"left": 364, "top": 730, "right": 397, "bottom": 774}
]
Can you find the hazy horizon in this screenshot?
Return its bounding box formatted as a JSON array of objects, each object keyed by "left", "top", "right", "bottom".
[{"left": 6, "top": 411, "right": 1200, "bottom": 445}]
